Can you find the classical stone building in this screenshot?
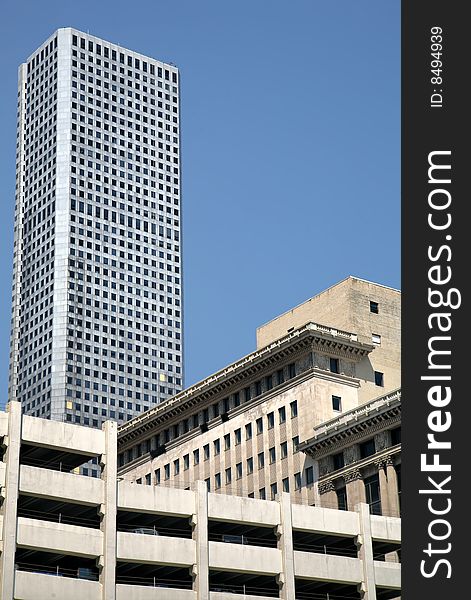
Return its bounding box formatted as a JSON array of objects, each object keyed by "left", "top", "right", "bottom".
[
  {"left": 300, "top": 389, "right": 401, "bottom": 518},
  {"left": 0, "top": 402, "right": 400, "bottom": 600},
  {"left": 117, "top": 278, "right": 400, "bottom": 508},
  {"left": 257, "top": 277, "right": 400, "bottom": 403},
  {"left": 117, "top": 320, "right": 375, "bottom": 505}
]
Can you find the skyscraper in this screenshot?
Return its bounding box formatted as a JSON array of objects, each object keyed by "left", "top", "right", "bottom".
[{"left": 9, "top": 28, "right": 183, "bottom": 430}]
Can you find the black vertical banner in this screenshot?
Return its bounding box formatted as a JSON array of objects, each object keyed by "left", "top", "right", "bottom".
[{"left": 402, "top": 2, "right": 468, "bottom": 598}]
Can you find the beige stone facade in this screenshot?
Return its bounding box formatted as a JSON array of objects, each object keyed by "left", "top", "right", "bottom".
[
  {"left": 117, "top": 322, "right": 375, "bottom": 507},
  {"left": 0, "top": 402, "right": 400, "bottom": 600},
  {"left": 256, "top": 277, "right": 401, "bottom": 403}
]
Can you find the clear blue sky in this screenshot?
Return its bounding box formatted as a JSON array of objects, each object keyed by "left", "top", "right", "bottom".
[{"left": 0, "top": 1, "right": 400, "bottom": 407}]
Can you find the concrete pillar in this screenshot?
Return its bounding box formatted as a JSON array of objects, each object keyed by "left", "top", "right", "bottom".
[
  {"left": 0, "top": 402, "right": 22, "bottom": 600},
  {"left": 277, "top": 492, "right": 296, "bottom": 600},
  {"left": 99, "top": 420, "right": 117, "bottom": 600},
  {"left": 344, "top": 470, "right": 366, "bottom": 509},
  {"left": 193, "top": 480, "right": 209, "bottom": 599},
  {"left": 386, "top": 458, "right": 400, "bottom": 518},
  {"left": 356, "top": 502, "right": 377, "bottom": 600}
]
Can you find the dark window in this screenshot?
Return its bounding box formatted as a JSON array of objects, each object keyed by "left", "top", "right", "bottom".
[
  {"left": 258, "top": 452, "right": 265, "bottom": 469},
  {"left": 255, "top": 380, "right": 262, "bottom": 396},
  {"left": 282, "top": 477, "right": 290, "bottom": 493},
  {"left": 145, "top": 473, "right": 151, "bottom": 485},
  {"left": 391, "top": 427, "right": 401, "bottom": 445},
  {"left": 265, "top": 375, "right": 273, "bottom": 391},
  {"left": 214, "top": 439, "right": 220, "bottom": 455},
  {"left": 267, "top": 412, "right": 275, "bottom": 429},
  {"left": 290, "top": 400, "right": 298, "bottom": 418},
  {"left": 332, "top": 395, "right": 342, "bottom": 411},
  {"left": 204, "top": 444, "right": 210, "bottom": 460},
  {"left": 215, "top": 473, "right": 221, "bottom": 489},
  {"left": 370, "top": 301, "right": 379, "bottom": 314},
  {"left": 280, "top": 441, "right": 288, "bottom": 458},
  {"left": 234, "top": 428, "right": 242, "bottom": 445},
  {"left": 337, "top": 487, "right": 348, "bottom": 511},
  {"left": 247, "top": 457, "right": 253, "bottom": 474},
  {"left": 288, "top": 363, "right": 296, "bottom": 378},
  {"left": 279, "top": 406, "right": 286, "bottom": 424},
  {"left": 292, "top": 436, "right": 300, "bottom": 453},
  {"left": 277, "top": 369, "right": 284, "bottom": 385},
  {"left": 294, "top": 472, "right": 302, "bottom": 490},
  {"left": 256, "top": 417, "right": 263, "bottom": 434},
  {"left": 233, "top": 392, "right": 240, "bottom": 407},
  {"left": 213, "top": 402, "right": 220, "bottom": 417},
  {"left": 270, "top": 482, "right": 278, "bottom": 500},
  {"left": 224, "top": 433, "right": 231, "bottom": 450},
  {"left": 259, "top": 487, "right": 266, "bottom": 500},
  {"left": 236, "top": 462, "right": 242, "bottom": 479},
  {"left": 305, "top": 466, "right": 314, "bottom": 485},
  {"left": 245, "top": 423, "right": 252, "bottom": 440},
  {"left": 244, "top": 386, "right": 252, "bottom": 402},
  {"left": 374, "top": 371, "right": 384, "bottom": 386},
  {"left": 360, "top": 438, "right": 376, "bottom": 458},
  {"left": 333, "top": 452, "right": 345, "bottom": 470},
  {"left": 269, "top": 447, "right": 276, "bottom": 463},
  {"left": 364, "top": 474, "right": 382, "bottom": 515},
  {"left": 330, "top": 358, "right": 340, "bottom": 374},
  {"left": 193, "top": 449, "right": 200, "bottom": 465}
]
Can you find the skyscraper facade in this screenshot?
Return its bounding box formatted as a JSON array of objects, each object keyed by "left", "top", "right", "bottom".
[{"left": 9, "top": 28, "right": 183, "bottom": 430}]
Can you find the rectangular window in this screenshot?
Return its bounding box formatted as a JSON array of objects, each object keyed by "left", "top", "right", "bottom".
[
  {"left": 155, "top": 468, "right": 161, "bottom": 485},
  {"left": 269, "top": 447, "right": 276, "bottom": 463},
  {"left": 364, "top": 474, "right": 382, "bottom": 515},
  {"left": 203, "top": 444, "right": 210, "bottom": 460},
  {"left": 193, "top": 448, "right": 200, "bottom": 465},
  {"left": 332, "top": 395, "right": 342, "bottom": 412},
  {"left": 372, "top": 333, "right": 381, "bottom": 345},
  {"left": 391, "top": 426, "right": 401, "bottom": 445},
  {"left": 360, "top": 438, "right": 376, "bottom": 458},
  {"left": 282, "top": 477, "right": 290, "bottom": 493},
  {"left": 258, "top": 452, "right": 265, "bottom": 469},
  {"left": 305, "top": 466, "right": 314, "bottom": 486},
  {"left": 337, "top": 487, "right": 348, "bottom": 511},
  {"left": 233, "top": 392, "right": 240, "bottom": 407},
  {"left": 224, "top": 433, "right": 231, "bottom": 450},
  {"left": 145, "top": 473, "right": 151, "bottom": 485},
  {"left": 205, "top": 478, "right": 210, "bottom": 491},
  {"left": 333, "top": 451, "right": 345, "bottom": 470},
  {"left": 256, "top": 417, "right": 263, "bottom": 434},
  {"left": 278, "top": 406, "right": 286, "bottom": 424},
  {"left": 244, "top": 386, "right": 251, "bottom": 402},
  {"left": 294, "top": 472, "right": 302, "bottom": 490},
  {"left": 213, "top": 402, "right": 220, "bottom": 417},
  {"left": 247, "top": 457, "right": 254, "bottom": 474},
  {"left": 374, "top": 371, "right": 384, "bottom": 386},
  {"left": 174, "top": 459, "right": 180, "bottom": 476},
  {"left": 265, "top": 375, "right": 273, "bottom": 390},
  {"left": 225, "top": 467, "right": 232, "bottom": 485},
  {"left": 236, "top": 462, "right": 242, "bottom": 479},
  {"left": 370, "top": 301, "right": 379, "bottom": 314},
  {"left": 214, "top": 439, "right": 220, "bottom": 455},
  {"left": 245, "top": 423, "right": 253, "bottom": 440},
  {"left": 234, "top": 428, "right": 242, "bottom": 445},
  {"left": 280, "top": 441, "right": 288, "bottom": 459},
  {"left": 267, "top": 412, "right": 275, "bottom": 429},
  {"left": 288, "top": 363, "right": 296, "bottom": 378},
  {"left": 290, "top": 400, "right": 298, "bottom": 418},
  {"left": 259, "top": 487, "right": 266, "bottom": 500},
  {"left": 255, "top": 380, "right": 262, "bottom": 396},
  {"left": 183, "top": 454, "right": 189, "bottom": 470},
  {"left": 270, "top": 482, "right": 278, "bottom": 500},
  {"left": 277, "top": 369, "right": 284, "bottom": 385},
  {"left": 164, "top": 463, "right": 170, "bottom": 479},
  {"left": 292, "top": 436, "right": 300, "bottom": 453},
  {"left": 330, "top": 358, "right": 340, "bottom": 374},
  {"left": 215, "top": 472, "right": 221, "bottom": 489}
]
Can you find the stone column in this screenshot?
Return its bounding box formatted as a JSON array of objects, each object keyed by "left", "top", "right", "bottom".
[
  {"left": 375, "top": 460, "right": 390, "bottom": 516},
  {"left": 99, "top": 420, "right": 117, "bottom": 600},
  {"left": 193, "top": 480, "right": 209, "bottom": 599},
  {"left": 318, "top": 480, "right": 338, "bottom": 510},
  {"left": 386, "top": 458, "right": 401, "bottom": 518},
  {"left": 0, "top": 402, "right": 22, "bottom": 600},
  {"left": 344, "top": 469, "right": 365, "bottom": 509},
  {"left": 277, "top": 492, "right": 296, "bottom": 599},
  {"left": 356, "top": 502, "right": 377, "bottom": 600}
]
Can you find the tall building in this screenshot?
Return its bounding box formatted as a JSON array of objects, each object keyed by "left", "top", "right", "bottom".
[{"left": 9, "top": 28, "right": 183, "bottom": 429}]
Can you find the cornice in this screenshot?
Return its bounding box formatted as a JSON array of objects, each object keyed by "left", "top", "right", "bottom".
[{"left": 118, "top": 321, "right": 373, "bottom": 445}]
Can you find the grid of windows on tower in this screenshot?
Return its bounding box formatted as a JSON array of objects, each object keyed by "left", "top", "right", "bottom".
[{"left": 12, "top": 31, "right": 183, "bottom": 430}]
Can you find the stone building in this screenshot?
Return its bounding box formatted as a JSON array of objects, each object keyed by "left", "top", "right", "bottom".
[
  {"left": 0, "top": 402, "right": 401, "bottom": 600},
  {"left": 257, "top": 277, "right": 400, "bottom": 403},
  {"left": 299, "top": 389, "right": 401, "bottom": 518},
  {"left": 117, "top": 278, "right": 400, "bottom": 508}
]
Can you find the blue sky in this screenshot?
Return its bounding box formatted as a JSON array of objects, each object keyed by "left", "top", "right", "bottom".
[{"left": 0, "top": 1, "right": 400, "bottom": 406}]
